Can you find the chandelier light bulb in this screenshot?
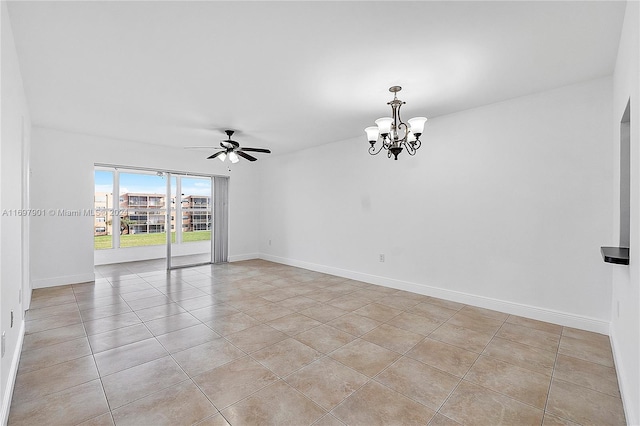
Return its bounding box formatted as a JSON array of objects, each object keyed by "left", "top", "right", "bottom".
[
  {"left": 408, "top": 117, "right": 428, "bottom": 136},
  {"left": 365, "top": 126, "right": 379, "bottom": 143},
  {"left": 375, "top": 117, "right": 393, "bottom": 136}
]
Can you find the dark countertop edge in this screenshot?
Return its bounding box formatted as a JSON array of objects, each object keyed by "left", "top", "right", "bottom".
[{"left": 601, "top": 246, "right": 630, "bottom": 265}]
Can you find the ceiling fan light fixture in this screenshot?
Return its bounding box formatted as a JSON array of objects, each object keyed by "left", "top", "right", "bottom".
[
  {"left": 366, "top": 86, "right": 427, "bottom": 160},
  {"left": 228, "top": 151, "right": 240, "bottom": 163},
  {"left": 218, "top": 152, "right": 227, "bottom": 162}
]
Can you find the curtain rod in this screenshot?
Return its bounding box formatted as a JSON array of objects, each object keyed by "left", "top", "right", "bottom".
[{"left": 94, "top": 163, "right": 228, "bottom": 179}]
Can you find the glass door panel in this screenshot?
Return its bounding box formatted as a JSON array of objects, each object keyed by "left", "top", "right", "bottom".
[
  {"left": 118, "top": 172, "right": 167, "bottom": 248},
  {"left": 168, "top": 175, "right": 213, "bottom": 268}
]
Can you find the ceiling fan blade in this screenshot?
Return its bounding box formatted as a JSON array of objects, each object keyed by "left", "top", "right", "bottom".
[
  {"left": 184, "top": 146, "right": 220, "bottom": 149},
  {"left": 239, "top": 147, "right": 271, "bottom": 154},
  {"left": 207, "top": 151, "right": 226, "bottom": 160},
  {"left": 236, "top": 151, "right": 258, "bottom": 162}
]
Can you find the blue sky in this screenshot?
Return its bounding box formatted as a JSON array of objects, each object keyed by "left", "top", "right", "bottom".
[{"left": 95, "top": 170, "right": 211, "bottom": 196}]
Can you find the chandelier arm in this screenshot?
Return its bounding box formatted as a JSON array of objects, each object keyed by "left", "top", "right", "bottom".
[
  {"left": 405, "top": 143, "right": 417, "bottom": 156},
  {"left": 368, "top": 140, "right": 386, "bottom": 156}
]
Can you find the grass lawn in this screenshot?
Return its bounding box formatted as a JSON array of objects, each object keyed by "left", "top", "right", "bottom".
[{"left": 94, "top": 231, "right": 211, "bottom": 250}]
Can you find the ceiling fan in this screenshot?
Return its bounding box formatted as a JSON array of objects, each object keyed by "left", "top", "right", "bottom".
[{"left": 186, "top": 130, "right": 271, "bottom": 163}]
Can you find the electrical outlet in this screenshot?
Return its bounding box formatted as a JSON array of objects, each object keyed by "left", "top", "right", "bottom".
[{"left": 379, "top": 254, "right": 385, "bottom": 262}]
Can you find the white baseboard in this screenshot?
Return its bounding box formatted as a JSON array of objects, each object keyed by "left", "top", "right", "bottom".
[
  {"left": 31, "top": 272, "right": 95, "bottom": 289},
  {"left": 609, "top": 326, "right": 637, "bottom": 426},
  {"left": 259, "top": 253, "right": 610, "bottom": 334},
  {"left": 229, "top": 253, "right": 260, "bottom": 262},
  {"left": 1, "top": 320, "right": 25, "bottom": 426}
]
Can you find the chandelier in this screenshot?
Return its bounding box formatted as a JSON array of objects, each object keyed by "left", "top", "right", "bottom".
[{"left": 364, "top": 86, "right": 428, "bottom": 160}]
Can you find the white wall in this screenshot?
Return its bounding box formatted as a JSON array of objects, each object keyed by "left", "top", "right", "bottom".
[
  {"left": 259, "top": 77, "right": 614, "bottom": 332},
  {"left": 610, "top": 2, "right": 640, "bottom": 424},
  {"left": 1, "top": 2, "right": 31, "bottom": 423},
  {"left": 30, "top": 127, "right": 259, "bottom": 288}
]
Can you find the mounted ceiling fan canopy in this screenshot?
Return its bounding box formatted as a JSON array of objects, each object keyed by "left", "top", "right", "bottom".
[{"left": 186, "top": 129, "right": 271, "bottom": 163}]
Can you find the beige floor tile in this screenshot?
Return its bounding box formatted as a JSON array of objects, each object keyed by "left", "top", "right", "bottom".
[
  {"left": 361, "top": 323, "right": 424, "bottom": 354},
  {"left": 546, "top": 379, "right": 626, "bottom": 425},
  {"left": 331, "top": 380, "right": 435, "bottom": 425},
  {"left": 299, "top": 304, "right": 347, "bottom": 323},
  {"left": 295, "top": 324, "right": 356, "bottom": 353},
  {"left": 243, "top": 302, "right": 296, "bottom": 322},
  {"left": 25, "top": 301, "right": 79, "bottom": 321},
  {"left": 375, "top": 356, "right": 459, "bottom": 410},
  {"left": 459, "top": 305, "right": 509, "bottom": 321},
  {"left": 553, "top": 354, "right": 620, "bottom": 397},
  {"left": 327, "top": 312, "right": 381, "bottom": 337},
  {"left": 88, "top": 323, "right": 153, "bottom": 353},
  {"left": 329, "top": 339, "right": 400, "bottom": 377},
  {"left": 482, "top": 336, "right": 556, "bottom": 376},
  {"left": 134, "top": 302, "right": 186, "bottom": 321},
  {"left": 430, "top": 323, "right": 494, "bottom": 353},
  {"left": 83, "top": 312, "right": 142, "bottom": 336},
  {"left": 428, "top": 413, "right": 462, "bottom": 426},
  {"left": 143, "top": 312, "right": 201, "bottom": 336},
  {"left": 225, "top": 324, "right": 289, "bottom": 353},
  {"left": 28, "top": 293, "right": 77, "bottom": 309},
  {"left": 25, "top": 310, "right": 83, "bottom": 334},
  {"left": 156, "top": 323, "right": 220, "bottom": 353},
  {"left": 376, "top": 293, "right": 424, "bottom": 311},
  {"left": 313, "top": 414, "right": 346, "bottom": 426},
  {"left": 125, "top": 294, "right": 172, "bottom": 311},
  {"left": 175, "top": 295, "right": 220, "bottom": 311},
  {"left": 353, "top": 302, "right": 402, "bottom": 322},
  {"left": 190, "top": 303, "right": 241, "bottom": 322},
  {"left": 506, "top": 315, "right": 563, "bottom": 335},
  {"left": 446, "top": 312, "right": 503, "bottom": 334},
  {"left": 327, "top": 295, "right": 371, "bottom": 311},
  {"left": 222, "top": 380, "right": 325, "bottom": 425},
  {"left": 386, "top": 311, "right": 442, "bottom": 336},
  {"left": 424, "top": 297, "right": 465, "bottom": 311},
  {"left": 194, "top": 413, "right": 231, "bottom": 426},
  {"left": 8, "top": 379, "right": 109, "bottom": 426},
  {"left": 80, "top": 302, "right": 132, "bottom": 322},
  {"left": 252, "top": 338, "right": 322, "bottom": 376},
  {"left": 558, "top": 335, "right": 615, "bottom": 367},
  {"left": 13, "top": 355, "right": 99, "bottom": 402},
  {"left": 406, "top": 338, "right": 479, "bottom": 377},
  {"left": 205, "top": 311, "right": 261, "bottom": 335},
  {"left": 267, "top": 312, "right": 323, "bottom": 336},
  {"left": 111, "top": 380, "right": 217, "bottom": 426},
  {"left": 172, "top": 337, "right": 245, "bottom": 377},
  {"left": 22, "top": 323, "right": 86, "bottom": 351},
  {"left": 440, "top": 381, "right": 544, "bottom": 425},
  {"left": 277, "top": 295, "right": 319, "bottom": 311},
  {"left": 10, "top": 261, "right": 628, "bottom": 425},
  {"left": 408, "top": 302, "right": 458, "bottom": 322},
  {"left": 77, "top": 412, "right": 115, "bottom": 426},
  {"left": 285, "top": 357, "right": 369, "bottom": 411},
  {"left": 101, "top": 356, "right": 188, "bottom": 409},
  {"left": 496, "top": 322, "right": 560, "bottom": 352},
  {"left": 542, "top": 414, "right": 580, "bottom": 426},
  {"left": 193, "top": 356, "right": 279, "bottom": 409},
  {"left": 465, "top": 355, "right": 551, "bottom": 408},
  {"left": 18, "top": 337, "right": 91, "bottom": 373},
  {"left": 94, "top": 337, "right": 168, "bottom": 376}
]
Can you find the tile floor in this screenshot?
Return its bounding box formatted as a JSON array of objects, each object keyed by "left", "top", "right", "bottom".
[{"left": 9, "top": 259, "right": 626, "bottom": 425}]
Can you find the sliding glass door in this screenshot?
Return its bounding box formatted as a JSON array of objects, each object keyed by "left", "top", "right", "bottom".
[
  {"left": 94, "top": 165, "right": 228, "bottom": 269},
  {"left": 167, "top": 174, "right": 214, "bottom": 269}
]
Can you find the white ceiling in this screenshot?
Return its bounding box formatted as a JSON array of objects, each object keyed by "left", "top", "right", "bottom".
[{"left": 7, "top": 1, "right": 626, "bottom": 155}]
